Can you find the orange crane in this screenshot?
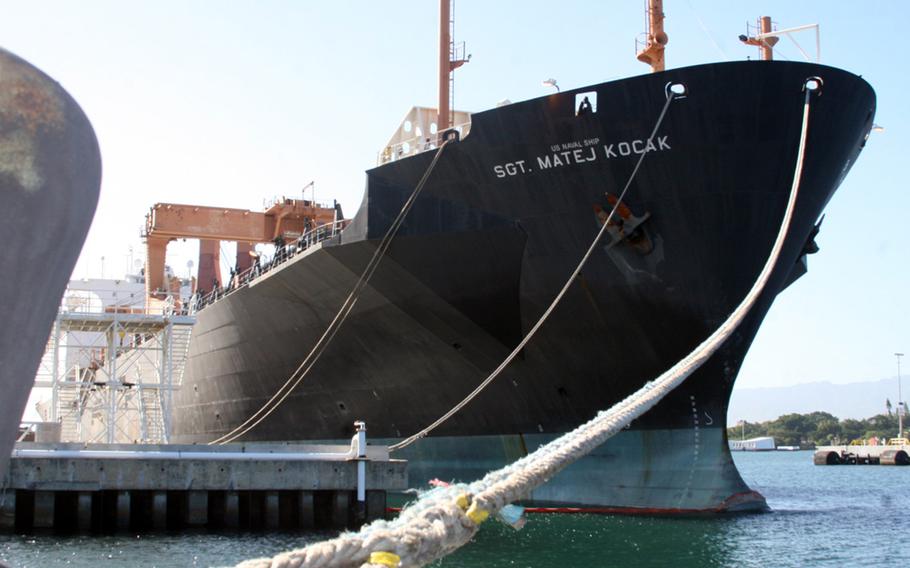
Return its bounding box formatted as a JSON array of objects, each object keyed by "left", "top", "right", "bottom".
[{"left": 143, "top": 198, "right": 339, "bottom": 307}]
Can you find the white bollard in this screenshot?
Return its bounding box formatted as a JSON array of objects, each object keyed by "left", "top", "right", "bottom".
[{"left": 353, "top": 421, "right": 367, "bottom": 504}]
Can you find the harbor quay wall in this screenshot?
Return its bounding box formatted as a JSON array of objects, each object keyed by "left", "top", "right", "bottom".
[
  {"left": 814, "top": 444, "right": 910, "bottom": 466},
  {"left": 1, "top": 443, "right": 407, "bottom": 532}
]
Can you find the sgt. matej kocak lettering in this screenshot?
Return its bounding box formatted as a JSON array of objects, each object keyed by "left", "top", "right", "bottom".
[
  {"left": 602, "top": 135, "right": 670, "bottom": 159},
  {"left": 492, "top": 160, "right": 529, "bottom": 178},
  {"left": 493, "top": 134, "right": 672, "bottom": 178},
  {"left": 536, "top": 147, "right": 597, "bottom": 170}
]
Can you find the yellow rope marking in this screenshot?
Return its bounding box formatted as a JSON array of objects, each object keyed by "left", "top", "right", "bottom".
[
  {"left": 465, "top": 503, "right": 489, "bottom": 525},
  {"left": 456, "top": 493, "right": 488, "bottom": 524},
  {"left": 368, "top": 551, "right": 401, "bottom": 567}
]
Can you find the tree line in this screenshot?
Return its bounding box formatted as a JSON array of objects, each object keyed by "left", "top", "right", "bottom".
[{"left": 726, "top": 411, "right": 905, "bottom": 448}]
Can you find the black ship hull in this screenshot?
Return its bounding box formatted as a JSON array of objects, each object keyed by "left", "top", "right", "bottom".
[{"left": 172, "top": 61, "right": 874, "bottom": 511}]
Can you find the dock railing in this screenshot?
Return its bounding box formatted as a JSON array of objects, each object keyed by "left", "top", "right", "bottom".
[
  {"left": 63, "top": 290, "right": 173, "bottom": 317},
  {"left": 3, "top": 422, "right": 406, "bottom": 532}
]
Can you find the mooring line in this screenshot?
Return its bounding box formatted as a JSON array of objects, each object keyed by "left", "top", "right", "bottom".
[
  {"left": 211, "top": 141, "right": 452, "bottom": 445},
  {"left": 214, "top": 84, "right": 677, "bottom": 447},
  {"left": 389, "top": 86, "right": 681, "bottom": 452},
  {"left": 236, "top": 77, "right": 819, "bottom": 568}
]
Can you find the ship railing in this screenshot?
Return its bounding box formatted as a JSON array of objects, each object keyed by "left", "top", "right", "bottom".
[
  {"left": 376, "top": 120, "right": 471, "bottom": 166},
  {"left": 190, "top": 218, "right": 349, "bottom": 314},
  {"left": 263, "top": 195, "right": 336, "bottom": 211}
]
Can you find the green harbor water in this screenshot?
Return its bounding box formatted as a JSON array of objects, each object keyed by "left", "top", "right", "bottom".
[{"left": 2, "top": 451, "right": 907, "bottom": 567}]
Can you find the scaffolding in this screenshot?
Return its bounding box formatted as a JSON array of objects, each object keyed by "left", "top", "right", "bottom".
[{"left": 33, "top": 306, "right": 195, "bottom": 444}]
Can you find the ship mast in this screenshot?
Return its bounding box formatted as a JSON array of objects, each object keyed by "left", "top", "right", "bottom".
[
  {"left": 740, "top": 16, "right": 779, "bottom": 60},
  {"left": 437, "top": 0, "right": 469, "bottom": 134},
  {"left": 636, "top": 0, "right": 668, "bottom": 72},
  {"left": 437, "top": 0, "right": 450, "bottom": 131}
]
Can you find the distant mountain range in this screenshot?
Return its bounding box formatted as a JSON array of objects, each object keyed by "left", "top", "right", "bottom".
[{"left": 727, "top": 378, "right": 904, "bottom": 425}]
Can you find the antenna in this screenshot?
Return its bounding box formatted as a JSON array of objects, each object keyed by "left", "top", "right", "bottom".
[{"left": 740, "top": 18, "right": 820, "bottom": 63}]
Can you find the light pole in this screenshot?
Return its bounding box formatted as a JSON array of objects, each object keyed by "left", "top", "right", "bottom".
[
  {"left": 302, "top": 180, "right": 315, "bottom": 204},
  {"left": 896, "top": 352, "right": 904, "bottom": 439},
  {"left": 542, "top": 78, "right": 560, "bottom": 92}
]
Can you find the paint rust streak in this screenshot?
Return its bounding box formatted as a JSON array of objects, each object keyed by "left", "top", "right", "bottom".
[
  {"left": 0, "top": 57, "right": 65, "bottom": 135},
  {"left": 0, "top": 52, "right": 66, "bottom": 193}
]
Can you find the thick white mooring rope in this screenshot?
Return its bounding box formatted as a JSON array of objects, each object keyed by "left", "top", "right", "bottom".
[{"left": 238, "top": 80, "right": 818, "bottom": 568}]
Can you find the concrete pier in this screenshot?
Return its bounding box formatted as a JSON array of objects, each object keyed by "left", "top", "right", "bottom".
[
  {"left": 0, "top": 442, "right": 406, "bottom": 532},
  {"left": 814, "top": 443, "right": 910, "bottom": 465}
]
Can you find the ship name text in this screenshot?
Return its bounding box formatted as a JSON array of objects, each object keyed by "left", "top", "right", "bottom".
[{"left": 492, "top": 135, "right": 671, "bottom": 179}]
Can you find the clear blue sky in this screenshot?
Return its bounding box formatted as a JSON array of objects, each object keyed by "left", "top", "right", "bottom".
[{"left": 2, "top": 1, "right": 907, "bottom": 394}]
